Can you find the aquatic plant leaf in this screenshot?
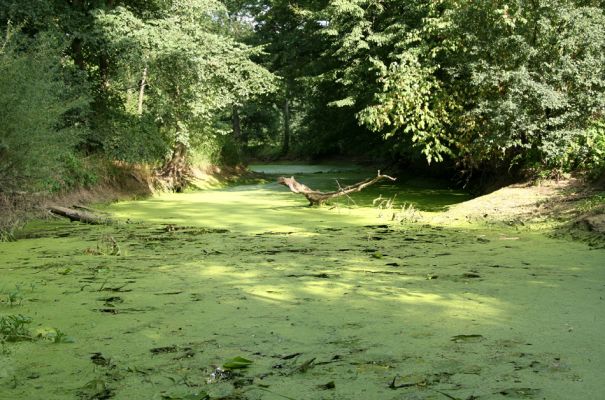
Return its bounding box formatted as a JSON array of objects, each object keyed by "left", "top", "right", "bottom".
[
  {"left": 0, "top": 314, "right": 33, "bottom": 342},
  {"left": 223, "top": 356, "right": 253, "bottom": 369},
  {"left": 80, "top": 378, "right": 114, "bottom": 399},
  {"left": 91, "top": 353, "right": 112, "bottom": 366}
]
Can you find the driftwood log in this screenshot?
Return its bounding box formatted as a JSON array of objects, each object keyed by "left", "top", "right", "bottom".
[
  {"left": 49, "top": 206, "right": 112, "bottom": 225},
  {"left": 277, "top": 171, "right": 397, "bottom": 206}
]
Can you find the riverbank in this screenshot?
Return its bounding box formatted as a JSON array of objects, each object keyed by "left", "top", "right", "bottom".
[{"left": 434, "top": 177, "right": 605, "bottom": 247}]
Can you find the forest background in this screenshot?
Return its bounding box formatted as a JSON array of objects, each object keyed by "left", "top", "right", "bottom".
[{"left": 1, "top": 0, "right": 604, "bottom": 226}]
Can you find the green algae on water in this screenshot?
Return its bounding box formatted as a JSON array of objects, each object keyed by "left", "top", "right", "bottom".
[{"left": 1, "top": 166, "right": 604, "bottom": 400}]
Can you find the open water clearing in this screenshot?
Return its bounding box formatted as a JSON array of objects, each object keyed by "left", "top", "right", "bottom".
[{"left": 1, "top": 165, "right": 603, "bottom": 399}]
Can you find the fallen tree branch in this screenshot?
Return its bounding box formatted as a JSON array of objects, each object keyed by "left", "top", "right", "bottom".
[
  {"left": 277, "top": 171, "right": 397, "bottom": 206},
  {"left": 48, "top": 206, "right": 112, "bottom": 225}
]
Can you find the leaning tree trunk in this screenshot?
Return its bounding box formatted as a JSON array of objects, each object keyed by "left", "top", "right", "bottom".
[
  {"left": 160, "top": 141, "right": 189, "bottom": 192},
  {"left": 278, "top": 171, "right": 396, "bottom": 206}
]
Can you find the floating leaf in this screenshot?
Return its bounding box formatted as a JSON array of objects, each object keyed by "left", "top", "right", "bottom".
[
  {"left": 183, "top": 393, "right": 210, "bottom": 400},
  {"left": 150, "top": 345, "right": 179, "bottom": 354},
  {"left": 223, "top": 356, "right": 253, "bottom": 370},
  {"left": 91, "top": 352, "right": 112, "bottom": 366}
]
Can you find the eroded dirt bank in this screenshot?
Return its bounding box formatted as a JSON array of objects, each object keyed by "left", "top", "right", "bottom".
[{"left": 1, "top": 172, "right": 603, "bottom": 400}]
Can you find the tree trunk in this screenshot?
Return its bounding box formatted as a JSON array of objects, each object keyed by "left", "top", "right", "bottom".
[
  {"left": 160, "top": 142, "right": 189, "bottom": 192},
  {"left": 138, "top": 66, "right": 148, "bottom": 115},
  {"left": 278, "top": 172, "right": 397, "bottom": 206},
  {"left": 232, "top": 105, "right": 244, "bottom": 144},
  {"left": 99, "top": 54, "right": 110, "bottom": 89},
  {"left": 71, "top": 37, "right": 85, "bottom": 70},
  {"left": 49, "top": 206, "right": 111, "bottom": 224},
  {"left": 281, "top": 96, "right": 290, "bottom": 155}
]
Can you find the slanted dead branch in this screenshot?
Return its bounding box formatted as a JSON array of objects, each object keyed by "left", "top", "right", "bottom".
[{"left": 277, "top": 171, "right": 397, "bottom": 206}]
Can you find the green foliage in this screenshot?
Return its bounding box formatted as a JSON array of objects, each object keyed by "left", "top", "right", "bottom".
[
  {"left": 0, "top": 28, "right": 90, "bottom": 193},
  {"left": 576, "top": 120, "right": 605, "bottom": 176},
  {"left": 248, "top": 0, "right": 605, "bottom": 174},
  {"left": 358, "top": 52, "right": 453, "bottom": 163},
  {"left": 96, "top": 113, "right": 168, "bottom": 165},
  {"left": 2, "top": 0, "right": 604, "bottom": 193},
  {"left": 219, "top": 136, "right": 244, "bottom": 166},
  {"left": 415, "top": 0, "right": 605, "bottom": 173},
  {"left": 44, "top": 328, "right": 75, "bottom": 344},
  {"left": 92, "top": 2, "right": 276, "bottom": 167}
]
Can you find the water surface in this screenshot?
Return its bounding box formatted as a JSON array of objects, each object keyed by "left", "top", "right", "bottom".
[{"left": 1, "top": 167, "right": 603, "bottom": 400}]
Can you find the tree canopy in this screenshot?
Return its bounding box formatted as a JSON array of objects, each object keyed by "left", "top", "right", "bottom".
[{"left": 1, "top": 0, "right": 604, "bottom": 193}]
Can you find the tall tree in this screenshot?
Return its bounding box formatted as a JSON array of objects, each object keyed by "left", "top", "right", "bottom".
[
  {"left": 94, "top": 0, "right": 276, "bottom": 189},
  {"left": 251, "top": 0, "right": 328, "bottom": 156},
  {"left": 357, "top": 0, "right": 605, "bottom": 173},
  {"left": 0, "top": 26, "right": 90, "bottom": 192}
]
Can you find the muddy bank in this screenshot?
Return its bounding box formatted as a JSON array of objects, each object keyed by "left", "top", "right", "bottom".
[{"left": 1, "top": 171, "right": 604, "bottom": 400}]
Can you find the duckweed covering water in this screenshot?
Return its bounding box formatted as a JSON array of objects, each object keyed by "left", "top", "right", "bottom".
[{"left": 1, "top": 167, "right": 603, "bottom": 400}]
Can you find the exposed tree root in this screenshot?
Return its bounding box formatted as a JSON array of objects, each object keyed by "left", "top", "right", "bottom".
[
  {"left": 277, "top": 171, "right": 397, "bottom": 206},
  {"left": 158, "top": 142, "right": 190, "bottom": 192}
]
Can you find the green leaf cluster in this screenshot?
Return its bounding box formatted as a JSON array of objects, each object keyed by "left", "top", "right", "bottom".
[
  {"left": 0, "top": 27, "right": 90, "bottom": 193},
  {"left": 247, "top": 0, "right": 605, "bottom": 175}
]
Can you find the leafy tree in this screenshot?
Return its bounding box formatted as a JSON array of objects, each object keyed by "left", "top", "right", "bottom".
[
  {"left": 93, "top": 0, "right": 276, "bottom": 189},
  {"left": 0, "top": 26, "right": 90, "bottom": 193},
  {"left": 355, "top": 0, "right": 605, "bottom": 174},
  {"left": 250, "top": 0, "right": 331, "bottom": 156}
]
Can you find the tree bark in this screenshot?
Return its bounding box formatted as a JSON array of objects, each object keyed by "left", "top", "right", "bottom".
[
  {"left": 232, "top": 104, "right": 243, "bottom": 144},
  {"left": 138, "top": 66, "right": 148, "bottom": 115},
  {"left": 278, "top": 171, "right": 397, "bottom": 206},
  {"left": 49, "top": 206, "right": 111, "bottom": 224},
  {"left": 160, "top": 141, "right": 189, "bottom": 192},
  {"left": 71, "top": 37, "right": 85, "bottom": 70},
  {"left": 281, "top": 96, "right": 290, "bottom": 155}
]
